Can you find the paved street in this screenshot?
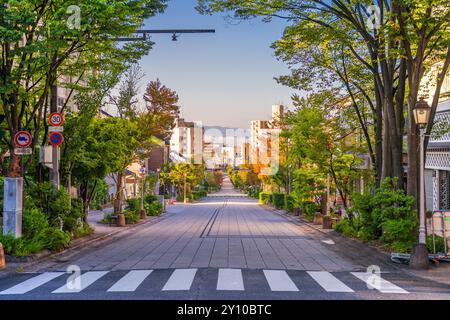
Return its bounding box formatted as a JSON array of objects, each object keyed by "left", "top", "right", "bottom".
[{"left": 0, "top": 178, "right": 449, "bottom": 300}]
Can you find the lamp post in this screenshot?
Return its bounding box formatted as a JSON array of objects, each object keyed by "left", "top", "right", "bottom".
[
  {"left": 410, "top": 97, "right": 431, "bottom": 270},
  {"left": 183, "top": 172, "right": 188, "bottom": 204}
]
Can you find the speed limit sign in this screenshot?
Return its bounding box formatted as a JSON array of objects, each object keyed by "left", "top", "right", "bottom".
[{"left": 49, "top": 112, "right": 64, "bottom": 126}]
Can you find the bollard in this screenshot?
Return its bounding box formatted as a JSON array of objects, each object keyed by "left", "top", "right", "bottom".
[
  {"left": 117, "top": 214, "right": 126, "bottom": 227},
  {"left": 322, "top": 216, "right": 333, "bottom": 229},
  {"left": 0, "top": 243, "right": 5, "bottom": 270},
  {"left": 313, "top": 213, "right": 323, "bottom": 225}
]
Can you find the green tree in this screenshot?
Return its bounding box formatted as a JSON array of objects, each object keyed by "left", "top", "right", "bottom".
[
  {"left": 0, "top": 0, "right": 167, "bottom": 177},
  {"left": 197, "top": 0, "right": 450, "bottom": 207}
]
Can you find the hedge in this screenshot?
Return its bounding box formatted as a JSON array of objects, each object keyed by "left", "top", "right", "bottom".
[{"left": 259, "top": 192, "right": 272, "bottom": 205}]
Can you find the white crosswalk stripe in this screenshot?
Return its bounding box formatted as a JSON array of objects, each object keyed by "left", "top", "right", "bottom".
[
  {"left": 0, "top": 269, "right": 411, "bottom": 296},
  {"left": 0, "top": 272, "right": 64, "bottom": 295},
  {"left": 52, "top": 271, "right": 109, "bottom": 294},
  {"left": 307, "top": 271, "right": 354, "bottom": 293},
  {"left": 107, "top": 270, "right": 153, "bottom": 292},
  {"left": 162, "top": 269, "right": 197, "bottom": 291},
  {"left": 263, "top": 270, "right": 299, "bottom": 292},
  {"left": 217, "top": 269, "right": 245, "bottom": 291},
  {"left": 351, "top": 272, "right": 409, "bottom": 294}
]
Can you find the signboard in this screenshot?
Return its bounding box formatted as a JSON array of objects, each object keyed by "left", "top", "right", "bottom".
[
  {"left": 49, "top": 132, "right": 64, "bottom": 147},
  {"left": 14, "top": 148, "right": 32, "bottom": 155},
  {"left": 49, "top": 126, "right": 64, "bottom": 133},
  {"left": 14, "top": 131, "right": 32, "bottom": 148},
  {"left": 49, "top": 112, "right": 64, "bottom": 127}
]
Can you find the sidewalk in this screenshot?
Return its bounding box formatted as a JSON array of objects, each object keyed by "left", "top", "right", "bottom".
[
  {"left": 0, "top": 204, "right": 183, "bottom": 276},
  {"left": 266, "top": 204, "right": 450, "bottom": 286}
]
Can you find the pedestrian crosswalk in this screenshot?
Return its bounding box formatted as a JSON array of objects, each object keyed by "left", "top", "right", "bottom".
[
  {"left": 263, "top": 270, "right": 299, "bottom": 292},
  {"left": 0, "top": 268, "right": 410, "bottom": 297}
]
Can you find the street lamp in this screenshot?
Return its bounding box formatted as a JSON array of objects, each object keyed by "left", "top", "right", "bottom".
[
  {"left": 183, "top": 172, "right": 189, "bottom": 204},
  {"left": 410, "top": 97, "right": 431, "bottom": 270}
]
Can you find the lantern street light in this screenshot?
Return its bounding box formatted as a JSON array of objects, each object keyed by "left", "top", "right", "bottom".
[{"left": 410, "top": 97, "right": 432, "bottom": 270}]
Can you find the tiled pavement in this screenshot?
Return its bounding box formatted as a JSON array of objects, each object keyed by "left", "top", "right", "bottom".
[
  {"left": 23, "top": 178, "right": 394, "bottom": 274},
  {"left": 2, "top": 178, "right": 450, "bottom": 299}
]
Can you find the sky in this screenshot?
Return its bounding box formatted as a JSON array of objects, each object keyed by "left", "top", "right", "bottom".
[{"left": 136, "top": 0, "right": 296, "bottom": 129}]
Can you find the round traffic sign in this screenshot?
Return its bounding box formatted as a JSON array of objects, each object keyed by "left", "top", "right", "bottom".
[
  {"left": 49, "top": 132, "right": 64, "bottom": 147},
  {"left": 49, "top": 112, "right": 64, "bottom": 126},
  {"left": 14, "top": 131, "right": 32, "bottom": 148}
]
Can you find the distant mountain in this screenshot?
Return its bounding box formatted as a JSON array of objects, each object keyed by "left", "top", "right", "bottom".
[{"left": 203, "top": 126, "right": 246, "bottom": 136}]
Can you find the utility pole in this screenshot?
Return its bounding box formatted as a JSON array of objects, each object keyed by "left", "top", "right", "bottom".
[
  {"left": 50, "top": 75, "right": 60, "bottom": 191},
  {"left": 184, "top": 172, "right": 188, "bottom": 204}
]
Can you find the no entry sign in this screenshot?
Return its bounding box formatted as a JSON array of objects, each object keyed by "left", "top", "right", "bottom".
[
  {"left": 49, "top": 112, "right": 64, "bottom": 126},
  {"left": 14, "top": 131, "right": 32, "bottom": 148},
  {"left": 49, "top": 132, "right": 64, "bottom": 147}
]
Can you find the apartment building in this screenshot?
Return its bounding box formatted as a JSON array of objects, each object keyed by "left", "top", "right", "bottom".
[{"left": 170, "top": 118, "right": 204, "bottom": 164}]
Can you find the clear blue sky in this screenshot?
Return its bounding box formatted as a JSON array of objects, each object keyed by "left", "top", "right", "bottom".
[{"left": 138, "top": 0, "right": 296, "bottom": 128}]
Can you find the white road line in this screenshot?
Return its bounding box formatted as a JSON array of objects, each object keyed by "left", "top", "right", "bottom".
[
  {"left": 351, "top": 272, "right": 409, "bottom": 294},
  {"left": 307, "top": 271, "right": 354, "bottom": 293},
  {"left": 217, "top": 269, "right": 245, "bottom": 291},
  {"left": 0, "top": 272, "right": 64, "bottom": 295},
  {"left": 162, "top": 269, "right": 197, "bottom": 291},
  {"left": 107, "top": 270, "right": 153, "bottom": 292},
  {"left": 52, "top": 271, "right": 109, "bottom": 294},
  {"left": 263, "top": 270, "right": 299, "bottom": 292}
]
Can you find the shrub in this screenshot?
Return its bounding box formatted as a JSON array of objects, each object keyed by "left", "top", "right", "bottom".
[
  {"left": 37, "top": 228, "right": 71, "bottom": 252},
  {"left": 126, "top": 198, "right": 140, "bottom": 211},
  {"left": 25, "top": 182, "right": 83, "bottom": 233},
  {"left": 146, "top": 201, "right": 163, "bottom": 216},
  {"left": 124, "top": 210, "right": 140, "bottom": 225},
  {"left": 302, "top": 201, "right": 319, "bottom": 220},
  {"left": 23, "top": 208, "right": 49, "bottom": 240},
  {"left": 0, "top": 235, "right": 43, "bottom": 257},
  {"left": 144, "top": 195, "right": 158, "bottom": 204},
  {"left": 259, "top": 192, "right": 272, "bottom": 205},
  {"left": 248, "top": 187, "right": 262, "bottom": 199},
  {"left": 427, "top": 235, "right": 447, "bottom": 254},
  {"left": 272, "top": 193, "right": 285, "bottom": 209},
  {"left": 101, "top": 213, "right": 116, "bottom": 224},
  {"left": 380, "top": 219, "right": 417, "bottom": 252},
  {"left": 334, "top": 218, "right": 359, "bottom": 237},
  {"left": 72, "top": 223, "right": 94, "bottom": 239},
  {"left": 352, "top": 178, "right": 417, "bottom": 243},
  {"left": 284, "top": 195, "right": 295, "bottom": 212}
]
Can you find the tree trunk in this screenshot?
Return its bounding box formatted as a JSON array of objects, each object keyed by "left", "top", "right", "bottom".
[
  {"left": 8, "top": 153, "right": 22, "bottom": 178},
  {"left": 114, "top": 171, "right": 124, "bottom": 215},
  {"left": 406, "top": 60, "right": 425, "bottom": 210}
]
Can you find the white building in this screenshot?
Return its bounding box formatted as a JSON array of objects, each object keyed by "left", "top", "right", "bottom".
[
  {"left": 170, "top": 118, "right": 204, "bottom": 164},
  {"left": 424, "top": 66, "right": 450, "bottom": 212}
]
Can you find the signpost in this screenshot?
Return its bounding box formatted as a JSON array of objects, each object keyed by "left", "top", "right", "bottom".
[
  {"left": 14, "top": 131, "right": 32, "bottom": 148},
  {"left": 4, "top": 131, "right": 33, "bottom": 238},
  {"left": 49, "top": 112, "right": 65, "bottom": 127},
  {"left": 49, "top": 126, "right": 64, "bottom": 133},
  {"left": 48, "top": 113, "right": 65, "bottom": 190},
  {"left": 49, "top": 132, "right": 64, "bottom": 147}
]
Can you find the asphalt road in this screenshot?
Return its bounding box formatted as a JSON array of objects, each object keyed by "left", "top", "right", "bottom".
[{"left": 0, "top": 178, "right": 449, "bottom": 300}]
